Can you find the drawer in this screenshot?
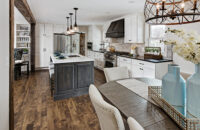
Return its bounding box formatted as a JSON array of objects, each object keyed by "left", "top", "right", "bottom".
[
  {"left": 118, "top": 56, "right": 132, "bottom": 64},
  {"left": 132, "top": 59, "right": 155, "bottom": 70}
]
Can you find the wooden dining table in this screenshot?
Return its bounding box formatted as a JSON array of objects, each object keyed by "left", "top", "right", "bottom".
[{"left": 98, "top": 78, "right": 181, "bottom": 130}]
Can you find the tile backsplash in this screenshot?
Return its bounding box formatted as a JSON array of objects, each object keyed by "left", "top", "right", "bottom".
[{"left": 110, "top": 38, "right": 145, "bottom": 56}]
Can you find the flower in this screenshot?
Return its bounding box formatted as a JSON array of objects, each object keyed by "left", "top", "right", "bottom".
[{"left": 164, "top": 28, "right": 200, "bottom": 64}]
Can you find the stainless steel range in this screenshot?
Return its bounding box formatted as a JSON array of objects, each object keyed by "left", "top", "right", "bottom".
[{"left": 104, "top": 51, "right": 130, "bottom": 68}]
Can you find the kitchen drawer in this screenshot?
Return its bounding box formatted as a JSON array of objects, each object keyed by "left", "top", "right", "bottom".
[
  {"left": 132, "top": 59, "right": 155, "bottom": 70},
  {"left": 118, "top": 56, "right": 132, "bottom": 64}
]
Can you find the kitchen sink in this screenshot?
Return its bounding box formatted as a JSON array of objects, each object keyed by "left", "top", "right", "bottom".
[{"left": 68, "top": 55, "right": 80, "bottom": 58}]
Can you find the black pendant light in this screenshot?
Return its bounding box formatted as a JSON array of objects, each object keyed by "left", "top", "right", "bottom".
[
  {"left": 73, "top": 8, "right": 79, "bottom": 32},
  {"left": 66, "top": 17, "right": 70, "bottom": 34},
  {"left": 69, "top": 13, "right": 74, "bottom": 33},
  {"left": 144, "top": 0, "right": 200, "bottom": 25}
]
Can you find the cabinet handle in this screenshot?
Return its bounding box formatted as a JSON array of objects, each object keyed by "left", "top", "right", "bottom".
[
  {"left": 140, "top": 68, "right": 143, "bottom": 70},
  {"left": 139, "top": 63, "right": 144, "bottom": 65},
  {"left": 129, "top": 40, "right": 132, "bottom": 41}
]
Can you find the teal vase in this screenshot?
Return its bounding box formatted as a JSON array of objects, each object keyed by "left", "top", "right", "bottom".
[
  {"left": 187, "top": 63, "right": 200, "bottom": 118},
  {"left": 162, "top": 64, "right": 186, "bottom": 115}
]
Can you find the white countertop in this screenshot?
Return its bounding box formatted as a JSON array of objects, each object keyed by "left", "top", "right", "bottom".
[{"left": 51, "top": 54, "right": 94, "bottom": 64}]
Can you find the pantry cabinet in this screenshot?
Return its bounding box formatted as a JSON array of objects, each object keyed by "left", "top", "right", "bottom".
[{"left": 124, "top": 14, "right": 144, "bottom": 44}]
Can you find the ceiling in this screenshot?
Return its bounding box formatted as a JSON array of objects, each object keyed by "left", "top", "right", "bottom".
[{"left": 27, "top": 0, "right": 145, "bottom": 25}]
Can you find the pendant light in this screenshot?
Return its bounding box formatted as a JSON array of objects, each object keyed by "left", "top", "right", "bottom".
[
  {"left": 73, "top": 8, "right": 79, "bottom": 32},
  {"left": 69, "top": 13, "right": 74, "bottom": 33},
  {"left": 144, "top": 0, "right": 200, "bottom": 25},
  {"left": 65, "top": 17, "right": 70, "bottom": 35}
]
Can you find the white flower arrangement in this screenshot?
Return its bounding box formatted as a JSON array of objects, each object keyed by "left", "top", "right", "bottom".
[{"left": 163, "top": 28, "right": 200, "bottom": 64}]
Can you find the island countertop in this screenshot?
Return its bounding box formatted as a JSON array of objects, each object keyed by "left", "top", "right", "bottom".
[{"left": 51, "top": 54, "right": 94, "bottom": 64}]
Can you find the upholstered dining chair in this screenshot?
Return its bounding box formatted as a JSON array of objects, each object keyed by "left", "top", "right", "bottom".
[
  {"left": 89, "top": 84, "right": 125, "bottom": 130},
  {"left": 89, "top": 84, "right": 144, "bottom": 130},
  {"left": 104, "top": 67, "right": 130, "bottom": 82},
  {"left": 127, "top": 117, "right": 144, "bottom": 130}
]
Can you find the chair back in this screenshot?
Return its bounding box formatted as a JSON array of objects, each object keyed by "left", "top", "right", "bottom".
[
  {"left": 127, "top": 117, "right": 144, "bottom": 130},
  {"left": 104, "top": 67, "right": 129, "bottom": 82},
  {"left": 89, "top": 84, "right": 125, "bottom": 130},
  {"left": 14, "top": 49, "right": 23, "bottom": 60}
]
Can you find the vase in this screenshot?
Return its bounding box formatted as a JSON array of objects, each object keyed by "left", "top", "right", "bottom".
[
  {"left": 187, "top": 63, "right": 200, "bottom": 118},
  {"left": 162, "top": 64, "right": 186, "bottom": 115}
]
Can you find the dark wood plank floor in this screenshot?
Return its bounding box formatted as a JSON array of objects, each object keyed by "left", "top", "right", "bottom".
[{"left": 14, "top": 69, "right": 106, "bottom": 130}]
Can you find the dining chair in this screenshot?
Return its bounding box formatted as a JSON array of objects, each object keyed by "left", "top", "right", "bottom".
[
  {"left": 104, "top": 67, "right": 130, "bottom": 82},
  {"left": 89, "top": 84, "right": 125, "bottom": 130},
  {"left": 127, "top": 117, "right": 144, "bottom": 130}
]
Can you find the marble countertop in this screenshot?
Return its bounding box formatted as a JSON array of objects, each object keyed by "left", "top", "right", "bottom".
[{"left": 51, "top": 54, "right": 94, "bottom": 64}]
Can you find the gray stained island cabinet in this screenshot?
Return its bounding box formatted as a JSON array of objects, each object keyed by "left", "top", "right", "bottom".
[{"left": 50, "top": 55, "right": 94, "bottom": 100}]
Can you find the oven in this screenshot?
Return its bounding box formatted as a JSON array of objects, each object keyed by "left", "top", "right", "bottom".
[
  {"left": 87, "top": 42, "right": 93, "bottom": 50},
  {"left": 104, "top": 52, "right": 117, "bottom": 68}
]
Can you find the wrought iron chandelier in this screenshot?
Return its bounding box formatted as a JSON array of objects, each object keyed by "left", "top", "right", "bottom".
[{"left": 144, "top": 0, "right": 200, "bottom": 25}]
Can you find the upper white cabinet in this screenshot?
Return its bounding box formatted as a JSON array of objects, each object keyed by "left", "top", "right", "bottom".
[
  {"left": 124, "top": 14, "right": 144, "bottom": 44},
  {"left": 54, "top": 24, "right": 66, "bottom": 34}
]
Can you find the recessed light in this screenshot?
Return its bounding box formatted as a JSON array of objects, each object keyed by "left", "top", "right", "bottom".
[{"left": 128, "top": 0, "right": 135, "bottom": 4}]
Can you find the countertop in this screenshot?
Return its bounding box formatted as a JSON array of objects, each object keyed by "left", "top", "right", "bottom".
[
  {"left": 88, "top": 50, "right": 173, "bottom": 63},
  {"left": 51, "top": 54, "right": 94, "bottom": 64},
  {"left": 118, "top": 55, "right": 173, "bottom": 63}
]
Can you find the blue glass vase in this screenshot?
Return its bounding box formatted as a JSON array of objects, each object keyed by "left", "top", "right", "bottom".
[
  {"left": 187, "top": 63, "right": 200, "bottom": 118},
  {"left": 162, "top": 64, "right": 186, "bottom": 115}
]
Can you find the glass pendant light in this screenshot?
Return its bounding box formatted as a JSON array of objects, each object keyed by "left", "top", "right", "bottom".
[
  {"left": 66, "top": 17, "right": 70, "bottom": 35},
  {"left": 69, "top": 13, "right": 74, "bottom": 33},
  {"left": 73, "top": 8, "right": 79, "bottom": 32}
]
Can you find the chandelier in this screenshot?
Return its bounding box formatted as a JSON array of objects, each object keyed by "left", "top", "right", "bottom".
[
  {"left": 144, "top": 0, "right": 200, "bottom": 25},
  {"left": 65, "top": 8, "right": 79, "bottom": 35}
]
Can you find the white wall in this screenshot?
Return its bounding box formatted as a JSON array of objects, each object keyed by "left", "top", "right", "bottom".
[
  {"left": 167, "top": 23, "right": 200, "bottom": 74},
  {"left": 0, "top": 0, "right": 9, "bottom": 130}
]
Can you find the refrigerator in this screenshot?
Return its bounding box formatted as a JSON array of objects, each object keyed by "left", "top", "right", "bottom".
[{"left": 53, "top": 33, "right": 84, "bottom": 54}]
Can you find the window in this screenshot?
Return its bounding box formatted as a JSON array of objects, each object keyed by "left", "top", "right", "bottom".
[{"left": 149, "top": 25, "right": 167, "bottom": 57}]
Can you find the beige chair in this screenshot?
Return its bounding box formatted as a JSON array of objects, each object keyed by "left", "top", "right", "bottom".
[
  {"left": 89, "top": 84, "right": 125, "bottom": 130},
  {"left": 127, "top": 117, "right": 144, "bottom": 130},
  {"left": 104, "top": 67, "right": 130, "bottom": 82},
  {"left": 89, "top": 85, "right": 144, "bottom": 130}
]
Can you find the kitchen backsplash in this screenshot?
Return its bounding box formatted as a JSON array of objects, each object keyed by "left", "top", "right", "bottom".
[{"left": 110, "top": 38, "right": 145, "bottom": 56}]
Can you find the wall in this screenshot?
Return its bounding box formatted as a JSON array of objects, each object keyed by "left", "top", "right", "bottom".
[
  {"left": 167, "top": 23, "right": 200, "bottom": 74},
  {"left": 0, "top": 0, "right": 9, "bottom": 129}
]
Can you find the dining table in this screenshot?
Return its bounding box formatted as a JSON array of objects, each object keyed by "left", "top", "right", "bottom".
[{"left": 98, "top": 78, "right": 181, "bottom": 130}]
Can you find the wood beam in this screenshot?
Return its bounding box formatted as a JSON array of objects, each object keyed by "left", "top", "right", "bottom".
[
  {"left": 14, "top": 0, "right": 36, "bottom": 24},
  {"left": 9, "top": 0, "right": 14, "bottom": 129},
  {"left": 31, "top": 23, "right": 36, "bottom": 72}
]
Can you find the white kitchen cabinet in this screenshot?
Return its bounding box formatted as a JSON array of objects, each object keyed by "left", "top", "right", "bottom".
[
  {"left": 124, "top": 14, "right": 144, "bottom": 43},
  {"left": 117, "top": 56, "right": 132, "bottom": 76},
  {"left": 131, "top": 59, "right": 171, "bottom": 79},
  {"left": 87, "top": 50, "right": 104, "bottom": 70},
  {"left": 36, "top": 23, "right": 54, "bottom": 68},
  {"left": 54, "top": 24, "right": 65, "bottom": 33}
]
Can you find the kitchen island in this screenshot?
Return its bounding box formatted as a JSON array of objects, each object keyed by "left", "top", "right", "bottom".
[{"left": 50, "top": 55, "right": 94, "bottom": 100}]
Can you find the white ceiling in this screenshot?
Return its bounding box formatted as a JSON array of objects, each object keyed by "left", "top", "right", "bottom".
[{"left": 27, "top": 0, "right": 145, "bottom": 25}]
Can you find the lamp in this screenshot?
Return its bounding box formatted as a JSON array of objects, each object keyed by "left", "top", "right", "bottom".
[
  {"left": 69, "top": 13, "right": 74, "bottom": 33},
  {"left": 65, "top": 17, "right": 70, "bottom": 35},
  {"left": 73, "top": 8, "right": 79, "bottom": 32},
  {"left": 144, "top": 0, "right": 200, "bottom": 25}
]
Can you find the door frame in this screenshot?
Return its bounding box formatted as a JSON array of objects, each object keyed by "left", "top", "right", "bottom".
[{"left": 9, "top": 0, "right": 36, "bottom": 129}]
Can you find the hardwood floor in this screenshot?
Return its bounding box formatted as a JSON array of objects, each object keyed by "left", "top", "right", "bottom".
[{"left": 14, "top": 69, "right": 106, "bottom": 130}]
